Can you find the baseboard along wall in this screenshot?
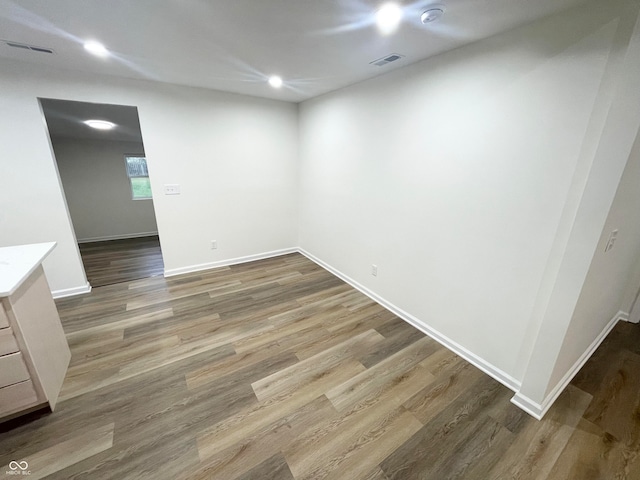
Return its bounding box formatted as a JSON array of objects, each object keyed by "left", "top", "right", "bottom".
[
  {"left": 50, "top": 246, "right": 627, "bottom": 421},
  {"left": 77, "top": 232, "right": 159, "bottom": 244},
  {"left": 52, "top": 283, "right": 92, "bottom": 299},
  {"left": 297, "top": 248, "right": 522, "bottom": 393},
  {"left": 510, "top": 310, "right": 627, "bottom": 419},
  {"left": 163, "top": 248, "right": 298, "bottom": 278}
]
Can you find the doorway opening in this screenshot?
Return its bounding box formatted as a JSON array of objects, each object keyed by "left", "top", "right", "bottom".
[{"left": 40, "top": 98, "right": 164, "bottom": 287}]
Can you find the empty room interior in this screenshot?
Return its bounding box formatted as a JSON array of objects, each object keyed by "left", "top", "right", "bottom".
[{"left": 1, "top": 0, "right": 640, "bottom": 478}]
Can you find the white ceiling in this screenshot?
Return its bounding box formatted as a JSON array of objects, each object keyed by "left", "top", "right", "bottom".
[{"left": 0, "top": 0, "right": 589, "bottom": 102}]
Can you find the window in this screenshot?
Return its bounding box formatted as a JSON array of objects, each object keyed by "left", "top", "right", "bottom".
[{"left": 125, "top": 155, "right": 152, "bottom": 200}]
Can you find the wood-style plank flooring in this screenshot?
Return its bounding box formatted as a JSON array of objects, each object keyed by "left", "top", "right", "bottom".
[
  {"left": 1, "top": 253, "right": 639, "bottom": 479},
  {"left": 79, "top": 236, "right": 164, "bottom": 287}
]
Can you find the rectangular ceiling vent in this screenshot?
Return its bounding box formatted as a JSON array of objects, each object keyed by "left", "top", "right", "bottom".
[
  {"left": 370, "top": 53, "right": 405, "bottom": 67},
  {"left": 4, "top": 40, "right": 54, "bottom": 54}
]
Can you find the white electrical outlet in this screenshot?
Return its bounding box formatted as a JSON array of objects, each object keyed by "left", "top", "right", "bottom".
[
  {"left": 211, "top": 240, "right": 217, "bottom": 250},
  {"left": 372, "top": 264, "right": 378, "bottom": 276}
]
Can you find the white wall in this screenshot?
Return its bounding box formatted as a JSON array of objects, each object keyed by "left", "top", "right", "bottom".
[
  {"left": 0, "top": 60, "right": 298, "bottom": 294},
  {"left": 549, "top": 128, "right": 640, "bottom": 388},
  {"left": 298, "top": 0, "right": 639, "bottom": 385},
  {"left": 515, "top": 3, "right": 640, "bottom": 416},
  {"left": 623, "top": 252, "right": 640, "bottom": 323},
  {"left": 51, "top": 137, "right": 158, "bottom": 242}
]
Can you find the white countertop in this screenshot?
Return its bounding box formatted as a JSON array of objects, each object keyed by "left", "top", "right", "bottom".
[{"left": 0, "top": 242, "right": 56, "bottom": 296}]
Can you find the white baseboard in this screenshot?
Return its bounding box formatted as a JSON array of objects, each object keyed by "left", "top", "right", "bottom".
[
  {"left": 511, "top": 310, "right": 624, "bottom": 420},
  {"left": 297, "top": 248, "right": 522, "bottom": 393},
  {"left": 164, "top": 248, "right": 298, "bottom": 278},
  {"left": 510, "top": 392, "right": 544, "bottom": 420},
  {"left": 620, "top": 310, "right": 637, "bottom": 323},
  {"left": 617, "top": 311, "right": 631, "bottom": 322},
  {"left": 77, "top": 232, "right": 158, "bottom": 244},
  {"left": 52, "top": 283, "right": 92, "bottom": 299}
]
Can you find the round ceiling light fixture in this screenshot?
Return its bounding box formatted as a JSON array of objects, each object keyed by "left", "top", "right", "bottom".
[
  {"left": 421, "top": 6, "right": 445, "bottom": 24},
  {"left": 268, "top": 75, "right": 283, "bottom": 88},
  {"left": 376, "top": 3, "right": 403, "bottom": 35},
  {"left": 83, "top": 40, "right": 109, "bottom": 57},
  {"left": 84, "top": 119, "right": 116, "bottom": 130}
]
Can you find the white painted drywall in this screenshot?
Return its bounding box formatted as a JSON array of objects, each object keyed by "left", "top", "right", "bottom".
[
  {"left": 549, "top": 128, "right": 640, "bottom": 388},
  {"left": 298, "top": 0, "right": 638, "bottom": 381},
  {"left": 516, "top": 4, "right": 640, "bottom": 411},
  {"left": 51, "top": 137, "right": 158, "bottom": 242},
  {"left": 0, "top": 59, "right": 298, "bottom": 293}
]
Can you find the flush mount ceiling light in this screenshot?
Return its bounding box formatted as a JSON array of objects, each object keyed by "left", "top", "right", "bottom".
[
  {"left": 421, "top": 6, "right": 445, "bottom": 24},
  {"left": 83, "top": 40, "right": 109, "bottom": 57},
  {"left": 268, "top": 75, "right": 283, "bottom": 88},
  {"left": 84, "top": 119, "right": 116, "bottom": 130},
  {"left": 376, "top": 3, "right": 403, "bottom": 35}
]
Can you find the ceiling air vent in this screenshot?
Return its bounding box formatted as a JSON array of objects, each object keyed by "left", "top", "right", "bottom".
[
  {"left": 4, "top": 40, "right": 54, "bottom": 54},
  {"left": 370, "top": 53, "right": 405, "bottom": 67}
]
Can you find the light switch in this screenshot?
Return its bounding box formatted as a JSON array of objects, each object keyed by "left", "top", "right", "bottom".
[
  {"left": 604, "top": 229, "right": 618, "bottom": 253},
  {"left": 164, "top": 184, "right": 181, "bottom": 195}
]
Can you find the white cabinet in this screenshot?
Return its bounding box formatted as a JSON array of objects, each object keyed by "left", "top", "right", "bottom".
[{"left": 0, "top": 244, "right": 71, "bottom": 421}]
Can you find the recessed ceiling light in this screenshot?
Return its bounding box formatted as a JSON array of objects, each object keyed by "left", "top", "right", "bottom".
[
  {"left": 268, "top": 76, "right": 283, "bottom": 89},
  {"left": 84, "top": 120, "right": 116, "bottom": 130},
  {"left": 376, "top": 3, "right": 403, "bottom": 35},
  {"left": 421, "top": 6, "right": 445, "bottom": 24},
  {"left": 83, "top": 40, "right": 109, "bottom": 57}
]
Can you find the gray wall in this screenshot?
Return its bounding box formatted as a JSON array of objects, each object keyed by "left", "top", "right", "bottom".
[{"left": 52, "top": 137, "right": 158, "bottom": 242}]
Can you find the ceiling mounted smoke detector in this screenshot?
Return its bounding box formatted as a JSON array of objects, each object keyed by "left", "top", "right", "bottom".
[{"left": 421, "top": 6, "right": 445, "bottom": 24}]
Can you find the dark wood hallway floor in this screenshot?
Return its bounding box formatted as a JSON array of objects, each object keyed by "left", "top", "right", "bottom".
[
  {"left": 1, "top": 253, "right": 639, "bottom": 479},
  {"left": 79, "top": 235, "right": 164, "bottom": 287}
]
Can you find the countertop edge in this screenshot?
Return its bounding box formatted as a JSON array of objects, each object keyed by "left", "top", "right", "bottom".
[{"left": 0, "top": 242, "right": 57, "bottom": 297}]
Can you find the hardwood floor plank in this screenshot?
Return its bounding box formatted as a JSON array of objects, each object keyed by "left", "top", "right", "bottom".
[
  {"left": 197, "top": 358, "right": 366, "bottom": 461},
  {"left": 582, "top": 350, "right": 640, "bottom": 442},
  {"left": 427, "top": 409, "right": 512, "bottom": 479},
  {"left": 362, "top": 466, "right": 391, "bottom": 480},
  {"left": 284, "top": 403, "right": 422, "bottom": 480},
  {"left": 232, "top": 311, "right": 328, "bottom": 354},
  {"left": 546, "top": 417, "right": 635, "bottom": 480},
  {"left": 1, "top": 422, "right": 114, "bottom": 480},
  {"left": 234, "top": 453, "right": 295, "bottom": 480},
  {"left": 293, "top": 311, "right": 393, "bottom": 361},
  {"left": 358, "top": 323, "right": 427, "bottom": 368},
  {"left": 0, "top": 253, "right": 637, "bottom": 479},
  {"left": 485, "top": 384, "right": 592, "bottom": 480},
  {"left": 267, "top": 290, "right": 362, "bottom": 326},
  {"left": 324, "top": 304, "right": 392, "bottom": 333},
  {"left": 403, "top": 356, "right": 486, "bottom": 425},
  {"left": 380, "top": 376, "right": 505, "bottom": 480},
  {"left": 66, "top": 329, "right": 124, "bottom": 359},
  {"left": 79, "top": 236, "right": 163, "bottom": 287},
  {"left": 251, "top": 329, "right": 384, "bottom": 402},
  {"left": 187, "top": 396, "right": 336, "bottom": 480},
  {"left": 326, "top": 336, "right": 438, "bottom": 413}
]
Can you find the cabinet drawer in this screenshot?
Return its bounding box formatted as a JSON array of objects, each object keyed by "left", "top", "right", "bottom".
[
  {"left": 0, "top": 328, "right": 19, "bottom": 356},
  {"left": 0, "top": 380, "right": 39, "bottom": 417},
  {"left": 0, "top": 352, "right": 30, "bottom": 388},
  {"left": 0, "top": 306, "right": 8, "bottom": 329}
]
